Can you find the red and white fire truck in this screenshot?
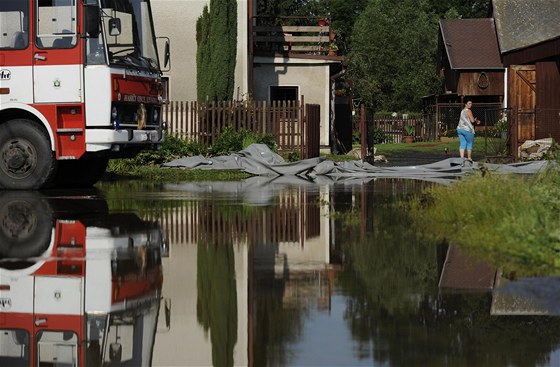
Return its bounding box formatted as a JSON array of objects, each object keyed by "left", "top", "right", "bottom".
[
  {"left": 0, "top": 0, "right": 169, "bottom": 189},
  {"left": 0, "top": 192, "right": 168, "bottom": 366}
]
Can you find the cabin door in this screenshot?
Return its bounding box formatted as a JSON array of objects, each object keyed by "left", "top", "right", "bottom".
[
  {"left": 508, "top": 65, "right": 536, "bottom": 143},
  {"left": 33, "top": 0, "right": 82, "bottom": 104}
]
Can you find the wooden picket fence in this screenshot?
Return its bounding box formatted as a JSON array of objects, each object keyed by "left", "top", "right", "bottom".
[{"left": 163, "top": 99, "right": 320, "bottom": 158}]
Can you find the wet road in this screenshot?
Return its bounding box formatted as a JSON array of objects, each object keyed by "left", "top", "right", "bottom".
[{"left": 0, "top": 177, "right": 559, "bottom": 366}]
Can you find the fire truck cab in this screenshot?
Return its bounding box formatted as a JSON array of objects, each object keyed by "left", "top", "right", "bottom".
[
  {"left": 0, "top": 191, "right": 168, "bottom": 366},
  {"left": 0, "top": 0, "right": 169, "bottom": 189}
]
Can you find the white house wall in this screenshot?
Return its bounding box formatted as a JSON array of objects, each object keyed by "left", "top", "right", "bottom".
[
  {"left": 253, "top": 61, "right": 331, "bottom": 147},
  {"left": 151, "top": 0, "right": 249, "bottom": 102}
]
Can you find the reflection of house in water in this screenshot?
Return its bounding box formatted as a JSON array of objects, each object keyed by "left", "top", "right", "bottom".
[
  {"left": 151, "top": 182, "right": 341, "bottom": 366},
  {"left": 438, "top": 244, "right": 555, "bottom": 316}
]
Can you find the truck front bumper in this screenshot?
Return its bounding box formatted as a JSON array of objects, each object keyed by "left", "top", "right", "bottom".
[{"left": 85, "top": 128, "right": 165, "bottom": 152}]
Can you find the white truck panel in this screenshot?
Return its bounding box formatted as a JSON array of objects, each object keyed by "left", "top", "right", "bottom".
[
  {"left": 84, "top": 66, "right": 112, "bottom": 127},
  {"left": 34, "top": 277, "right": 82, "bottom": 315},
  {"left": 0, "top": 275, "right": 34, "bottom": 314},
  {"left": 0, "top": 66, "right": 33, "bottom": 104},
  {"left": 33, "top": 64, "right": 82, "bottom": 103},
  {"left": 84, "top": 259, "right": 112, "bottom": 312}
]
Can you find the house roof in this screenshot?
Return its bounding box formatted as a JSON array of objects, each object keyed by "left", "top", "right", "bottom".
[
  {"left": 440, "top": 18, "right": 503, "bottom": 70},
  {"left": 492, "top": 0, "right": 560, "bottom": 54}
]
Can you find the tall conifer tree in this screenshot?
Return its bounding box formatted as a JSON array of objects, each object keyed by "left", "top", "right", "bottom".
[{"left": 196, "top": 0, "right": 238, "bottom": 101}]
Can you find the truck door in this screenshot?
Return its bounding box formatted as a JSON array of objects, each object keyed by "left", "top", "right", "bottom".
[
  {"left": 34, "top": 276, "right": 83, "bottom": 366},
  {"left": 33, "top": 0, "right": 82, "bottom": 104}
]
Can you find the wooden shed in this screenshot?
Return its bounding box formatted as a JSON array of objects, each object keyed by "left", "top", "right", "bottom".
[
  {"left": 492, "top": 0, "right": 560, "bottom": 156},
  {"left": 424, "top": 18, "right": 504, "bottom": 135},
  {"left": 437, "top": 18, "right": 504, "bottom": 99}
]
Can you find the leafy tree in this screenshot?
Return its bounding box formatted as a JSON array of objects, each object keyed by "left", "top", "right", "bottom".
[
  {"left": 428, "top": 0, "right": 490, "bottom": 19},
  {"left": 257, "top": 0, "right": 310, "bottom": 17},
  {"left": 348, "top": 0, "right": 442, "bottom": 111},
  {"left": 196, "top": 0, "right": 238, "bottom": 101}
]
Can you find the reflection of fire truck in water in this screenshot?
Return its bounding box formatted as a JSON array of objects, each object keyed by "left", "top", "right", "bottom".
[
  {"left": 0, "top": 192, "right": 169, "bottom": 366},
  {"left": 0, "top": 0, "right": 169, "bottom": 189}
]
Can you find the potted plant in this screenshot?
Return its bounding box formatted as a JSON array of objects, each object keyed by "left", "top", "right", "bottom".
[
  {"left": 328, "top": 42, "right": 338, "bottom": 56},
  {"left": 495, "top": 117, "right": 507, "bottom": 139},
  {"left": 403, "top": 125, "right": 414, "bottom": 143}
]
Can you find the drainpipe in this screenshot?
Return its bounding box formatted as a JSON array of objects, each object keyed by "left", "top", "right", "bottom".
[
  {"left": 248, "top": 0, "right": 255, "bottom": 97},
  {"left": 329, "top": 68, "right": 346, "bottom": 154}
]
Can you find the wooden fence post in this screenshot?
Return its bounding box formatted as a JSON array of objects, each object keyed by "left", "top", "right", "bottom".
[{"left": 360, "top": 104, "right": 366, "bottom": 161}]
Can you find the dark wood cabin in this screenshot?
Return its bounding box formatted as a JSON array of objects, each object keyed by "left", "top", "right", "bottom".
[
  {"left": 492, "top": 0, "right": 560, "bottom": 157},
  {"left": 438, "top": 18, "right": 504, "bottom": 99},
  {"left": 424, "top": 18, "right": 504, "bottom": 135}
]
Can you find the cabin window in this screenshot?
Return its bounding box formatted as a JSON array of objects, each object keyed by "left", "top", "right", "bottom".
[
  {"left": 269, "top": 86, "right": 299, "bottom": 122},
  {"left": 36, "top": 0, "right": 78, "bottom": 49},
  {"left": 270, "top": 86, "right": 299, "bottom": 102},
  {"left": 37, "top": 330, "right": 78, "bottom": 367},
  {"left": 0, "top": 329, "right": 30, "bottom": 365},
  {"left": 0, "top": 1, "right": 30, "bottom": 50}
]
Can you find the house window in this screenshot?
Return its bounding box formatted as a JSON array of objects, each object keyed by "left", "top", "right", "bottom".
[{"left": 270, "top": 86, "right": 298, "bottom": 102}]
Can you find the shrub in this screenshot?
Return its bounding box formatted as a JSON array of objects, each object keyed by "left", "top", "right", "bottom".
[
  {"left": 129, "top": 135, "right": 207, "bottom": 166},
  {"left": 108, "top": 128, "right": 277, "bottom": 175},
  {"left": 353, "top": 130, "right": 362, "bottom": 144},
  {"left": 285, "top": 151, "right": 300, "bottom": 162},
  {"left": 439, "top": 129, "right": 457, "bottom": 138},
  {"left": 209, "top": 126, "right": 277, "bottom": 156},
  {"left": 371, "top": 127, "right": 388, "bottom": 144}
]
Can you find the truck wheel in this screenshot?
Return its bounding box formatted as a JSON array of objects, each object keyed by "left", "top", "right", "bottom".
[
  {"left": 0, "top": 119, "right": 57, "bottom": 190},
  {"left": 0, "top": 191, "right": 53, "bottom": 260},
  {"left": 54, "top": 157, "right": 109, "bottom": 187}
]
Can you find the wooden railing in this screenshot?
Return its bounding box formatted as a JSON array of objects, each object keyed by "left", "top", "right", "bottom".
[
  {"left": 163, "top": 99, "right": 320, "bottom": 158},
  {"left": 252, "top": 16, "right": 335, "bottom": 55},
  {"left": 372, "top": 117, "right": 426, "bottom": 144}
]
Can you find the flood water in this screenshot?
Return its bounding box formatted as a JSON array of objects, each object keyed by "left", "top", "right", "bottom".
[{"left": 1, "top": 177, "right": 560, "bottom": 367}]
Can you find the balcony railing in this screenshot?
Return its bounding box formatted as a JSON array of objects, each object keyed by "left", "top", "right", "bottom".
[{"left": 252, "top": 16, "right": 336, "bottom": 56}]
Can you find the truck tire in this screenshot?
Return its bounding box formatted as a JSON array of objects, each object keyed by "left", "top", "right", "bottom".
[
  {"left": 54, "top": 157, "right": 109, "bottom": 187},
  {"left": 0, "top": 119, "right": 57, "bottom": 190},
  {"left": 0, "top": 191, "right": 53, "bottom": 260}
]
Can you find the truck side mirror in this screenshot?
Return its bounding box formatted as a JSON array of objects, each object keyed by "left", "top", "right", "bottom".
[
  {"left": 109, "top": 18, "right": 121, "bottom": 36},
  {"left": 157, "top": 37, "right": 171, "bottom": 72},
  {"left": 164, "top": 40, "right": 170, "bottom": 69},
  {"left": 109, "top": 343, "right": 122, "bottom": 362}
]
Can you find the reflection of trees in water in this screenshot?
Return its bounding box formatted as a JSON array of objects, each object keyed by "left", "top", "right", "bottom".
[
  {"left": 197, "top": 243, "right": 237, "bottom": 367},
  {"left": 338, "top": 202, "right": 560, "bottom": 366}
]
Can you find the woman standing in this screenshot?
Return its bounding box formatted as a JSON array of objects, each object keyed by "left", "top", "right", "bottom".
[{"left": 457, "top": 100, "right": 480, "bottom": 165}]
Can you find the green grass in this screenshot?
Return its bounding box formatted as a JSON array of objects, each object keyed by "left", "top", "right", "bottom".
[
  {"left": 104, "top": 163, "right": 251, "bottom": 182},
  {"left": 373, "top": 138, "right": 505, "bottom": 155},
  {"left": 409, "top": 166, "right": 560, "bottom": 276}
]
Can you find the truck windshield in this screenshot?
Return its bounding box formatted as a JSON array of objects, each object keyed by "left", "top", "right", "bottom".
[{"left": 100, "top": 0, "right": 160, "bottom": 72}]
